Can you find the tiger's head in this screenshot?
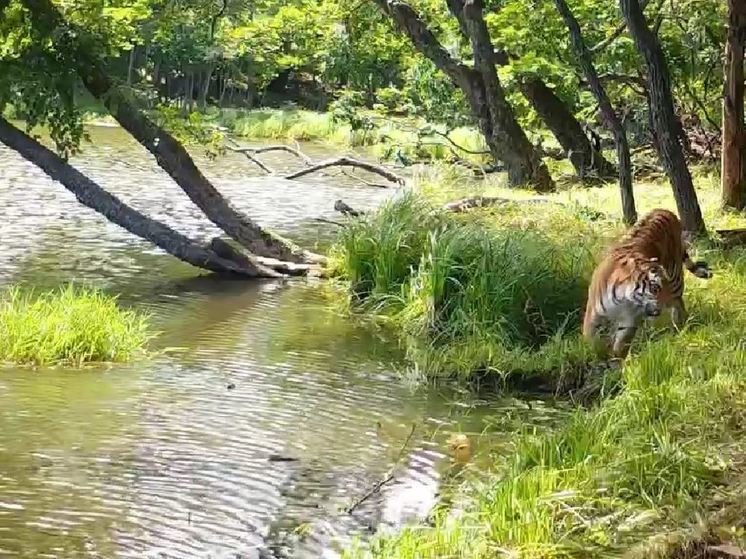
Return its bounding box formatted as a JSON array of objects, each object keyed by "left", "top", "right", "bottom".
[{"left": 632, "top": 258, "right": 669, "bottom": 317}]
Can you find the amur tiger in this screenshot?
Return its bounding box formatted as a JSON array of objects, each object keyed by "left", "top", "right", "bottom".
[{"left": 582, "top": 208, "right": 712, "bottom": 358}]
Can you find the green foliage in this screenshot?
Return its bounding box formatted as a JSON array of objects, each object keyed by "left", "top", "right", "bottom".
[
  {"left": 0, "top": 0, "right": 727, "bottom": 160},
  {"left": 0, "top": 285, "right": 152, "bottom": 366}
]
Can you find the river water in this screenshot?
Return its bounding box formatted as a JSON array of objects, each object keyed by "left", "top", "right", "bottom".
[{"left": 0, "top": 126, "right": 566, "bottom": 558}]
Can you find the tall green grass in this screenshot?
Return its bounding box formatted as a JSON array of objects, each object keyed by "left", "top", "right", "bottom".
[
  {"left": 220, "top": 108, "right": 490, "bottom": 164},
  {"left": 0, "top": 285, "right": 151, "bottom": 366},
  {"left": 329, "top": 191, "right": 600, "bottom": 381},
  {"left": 339, "top": 169, "right": 746, "bottom": 558}
]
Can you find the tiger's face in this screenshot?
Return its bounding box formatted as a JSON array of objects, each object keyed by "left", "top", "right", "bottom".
[{"left": 635, "top": 261, "right": 668, "bottom": 317}]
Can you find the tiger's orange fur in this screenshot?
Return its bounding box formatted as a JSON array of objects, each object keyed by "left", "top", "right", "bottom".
[{"left": 582, "top": 209, "right": 711, "bottom": 358}]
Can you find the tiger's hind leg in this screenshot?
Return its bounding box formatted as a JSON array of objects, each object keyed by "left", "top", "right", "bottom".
[{"left": 670, "top": 297, "right": 688, "bottom": 331}]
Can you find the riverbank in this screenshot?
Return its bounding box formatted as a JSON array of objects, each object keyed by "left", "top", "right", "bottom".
[{"left": 334, "top": 166, "right": 746, "bottom": 557}]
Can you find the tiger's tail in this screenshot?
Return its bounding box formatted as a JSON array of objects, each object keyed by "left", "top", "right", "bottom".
[{"left": 684, "top": 251, "right": 712, "bottom": 279}]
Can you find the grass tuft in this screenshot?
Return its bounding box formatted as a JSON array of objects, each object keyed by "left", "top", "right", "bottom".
[{"left": 0, "top": 285, "right": 151, "bottom": 366}]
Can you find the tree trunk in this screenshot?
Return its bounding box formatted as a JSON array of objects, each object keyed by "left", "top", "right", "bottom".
[
  {"left": 186, "top": 71, "right": 194, "bottom": 112},
  {"left": 0, "top": 117, "right": 277, "bottom": 277},
  {"left": 219, "top": 71, "right": 229, "bottom": 107},
  {"left": 372, "top": 0, "right": 554, "bottom": 191},
  {"left": 459, "top": 0, "right": 553, "bottom": 191},
  {"left": 516, "top": 75, "right": 616, "bottom": 179},
  {"left": 21, "top": 0, "right": 317, "bottom": 263},
  {"left": 127, "top": 46, "right": 136, "bottom": 86},
  {"left": 722, "top": 0, "right": 746, "bottom": 210},
  {"left": 153, "top": 51, "right": 162, "bottom": 98},
  {"left": 619, "top": 0, "right": 706, "bottom": 234},
  {"left": 553, "top": 0, "right": 637, "bottom": 224},
  {"left": 199, "top": 65, "right": 215, "bottom": 109}
]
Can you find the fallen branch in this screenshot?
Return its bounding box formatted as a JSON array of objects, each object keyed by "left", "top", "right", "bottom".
[
  {"left": 347, "top": 423, "right": 417, "bottom": 514},
  {"left": 210, "top": 238, "right": 326, "bottom": 276},
  {"left": 444, "top": 196, "right": 560, "bottom": 212},
  {"left": 314, "top": 217, "right": 345, "bottom": 227},
  {"left": 285, "top": 156, "right": 405, "bottom": 185},
  {"left": 716, "top": 228, "right": 746, "bottom": 248},
  {"left": 228, "top": 144, "right": 313, "bottom": 165},
  {"left": 233, "top": 149, "right": 274, "bottom": 174},
  {"left": 341, "top": 170, "right": 391, "bottom": 189}
]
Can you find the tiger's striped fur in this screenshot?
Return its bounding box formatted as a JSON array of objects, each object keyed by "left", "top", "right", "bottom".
[{"left": 582, "top": 209, "right": 712, "bottom": 358}]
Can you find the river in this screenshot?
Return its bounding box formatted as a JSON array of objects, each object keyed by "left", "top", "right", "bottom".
[{"left": 0, "top": 125, "right": 567, "bottom": 558}]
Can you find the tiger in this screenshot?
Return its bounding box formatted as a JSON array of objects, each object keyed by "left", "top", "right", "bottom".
[{"left": 582, "top": 208, "right": 712, "bottom": 358}]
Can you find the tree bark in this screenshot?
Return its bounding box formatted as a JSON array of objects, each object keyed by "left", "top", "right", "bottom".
[
  {"left": 515, "top": 76, "right": 616, "bottom": 179},
  {"left": 0, "top": 117, "right": 279, "bottom": 277},
  {"left": 722, "top": 0, "right": 746, "bottom": 210},
  {"left": 21, "top": 0, "right": 319, "bottom": 263},
  {"left": 553, "top": 0, "right": 637, "bottom": 224},
  {"left": 372, "top": 0, "right": 554, "bottom": 191},
  {"left": 619, "top": 0, "right": 706, "bottom": 234}
]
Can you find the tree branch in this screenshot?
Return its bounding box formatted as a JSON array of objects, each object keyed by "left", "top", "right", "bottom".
[
  {"left": 370, "top": 0, "right": 474, "bottom": 87},
  {"left": 284, "top": 157, "right": 405, "bottom": 185},
  {"left": 590, "top": 0, "right": 652, "bottom": 53},
  {"left": 229, "top": 147, "right": 274, "bottom": 173}
]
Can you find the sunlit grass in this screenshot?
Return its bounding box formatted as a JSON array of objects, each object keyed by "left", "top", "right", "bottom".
[
  {"left": 0, "top": 285, "right": 151, "bottom": 366},
  {"left": 219, "top": 108, "right": 489, "bottom": 164},
  {"left": 337, "top": 165, "right": 746, "bottom": 557}
]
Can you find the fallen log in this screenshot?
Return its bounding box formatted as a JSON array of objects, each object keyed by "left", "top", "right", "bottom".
[
  {"left": 230, "top": 144, "right": 314, "bottom": 165},
  {"left": 443, "top": 196, "right": 559, "bottom": 212},
  {"left": 716, "top": 228, "right": 746, "bottom": 248}
]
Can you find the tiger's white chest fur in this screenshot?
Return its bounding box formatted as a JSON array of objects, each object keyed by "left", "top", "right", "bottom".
[{"left": 596, "top": 283, "right": 649, "bottom": 326}]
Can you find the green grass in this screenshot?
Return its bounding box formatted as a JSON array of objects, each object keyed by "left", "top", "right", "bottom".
[
  {"left": 0, "top": 285, "right": 151, "bottom": 366},
  {"left": 328, "top": 179, "right": 607, "bottom": 383},
  {"left": 335, "top": 166, "right": 746, "bottom": 557},
  {"left": 214, "top": 108, "right": 491, "bottom": 165}
]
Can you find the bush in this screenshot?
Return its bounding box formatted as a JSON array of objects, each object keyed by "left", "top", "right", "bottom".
[{"left": 0, "top": 285, "right": 151, "bottom": 366}]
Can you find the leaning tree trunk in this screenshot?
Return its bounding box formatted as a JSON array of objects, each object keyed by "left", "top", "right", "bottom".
[
  {"left": 619, "top": 0, "right": 706, "bottom": 234},
  {"left": 722, "top": 0, "right": 746, "bottom": 210},
  {"left": 553, "top": 0, "right": 637, "bottom": 224},
  {"left": 516, "top": 75, "right": 617, "bottom": 179},
  {"left": 21, "top": 0, "right": 320, "bottom": 264},
  {"left": 372, "top": 0, "right": 554, "bottom": 191},
  {"left": 459, "top": 0, "right": 553, "bottom": 190},
  {"left": 0, "top": 117, "right": 279, "bottom": 277}
]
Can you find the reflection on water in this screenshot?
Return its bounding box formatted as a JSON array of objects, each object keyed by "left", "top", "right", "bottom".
[{"left": 0, "top": 125, "right": 567, "bottom": 558}]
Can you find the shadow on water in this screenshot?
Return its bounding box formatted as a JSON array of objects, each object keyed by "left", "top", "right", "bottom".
[{"left": 0, "top": 125, "right": 570, "bottom": 558}]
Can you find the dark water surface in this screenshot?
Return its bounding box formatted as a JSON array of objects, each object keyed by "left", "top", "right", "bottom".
[{"left": 0, "top": 126, "right": 566, "bottom": 558}]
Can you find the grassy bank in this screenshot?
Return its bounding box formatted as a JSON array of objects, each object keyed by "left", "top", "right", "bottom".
[
  {"left": 334, "top": 167, "right": 746, "bottom": 557},
  {"left": 213, "top": 108, "right": 491, "bottom": 165},
  {"left": 0, "top": 285, "right": 151, "bottom": 366}
]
